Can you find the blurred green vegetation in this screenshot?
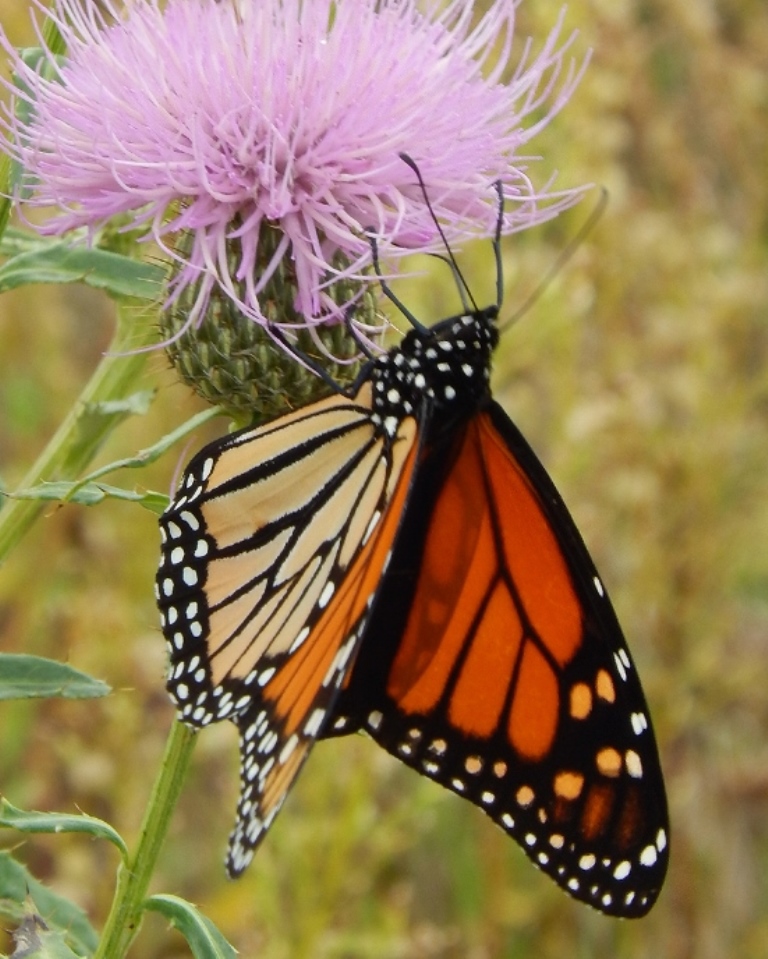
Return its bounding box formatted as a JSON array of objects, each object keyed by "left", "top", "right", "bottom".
[{"left": 1, "top": 1, "right": 767, "bottom": 957}]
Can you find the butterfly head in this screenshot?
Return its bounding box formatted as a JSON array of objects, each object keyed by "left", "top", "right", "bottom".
[{"left": 369, "top": 306, "right": 500, "bottom": 435}]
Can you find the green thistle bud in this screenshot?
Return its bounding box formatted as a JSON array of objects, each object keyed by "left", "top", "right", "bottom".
[{"left": 160, "top": 226, "right": 379, "bottom": 425}]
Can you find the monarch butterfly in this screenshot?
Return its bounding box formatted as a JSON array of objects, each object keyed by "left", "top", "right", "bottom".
[{"left": 156, "top": 165, "right": 668, "bottom": 918}]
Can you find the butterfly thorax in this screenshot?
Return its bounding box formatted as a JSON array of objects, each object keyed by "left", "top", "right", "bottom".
[{"left": 368, "top": 306, "right": 499, "bottom": 437}]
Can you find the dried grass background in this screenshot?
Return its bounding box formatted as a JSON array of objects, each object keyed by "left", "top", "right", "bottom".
[{"left": 1, "top": 1, "right": 767, "bottom": 957}]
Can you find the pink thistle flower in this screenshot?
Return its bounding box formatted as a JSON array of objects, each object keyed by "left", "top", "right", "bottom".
[{"left": 1, "top": 0, "right": 587, "bottom": 340}]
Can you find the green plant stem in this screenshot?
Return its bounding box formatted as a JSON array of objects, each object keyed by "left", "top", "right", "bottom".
[
  {"left": 0, "top": 303, "right": 157, "bottom": 564},
  {"left": 95, "top": 721, "right": 197, "bottom": 959}
]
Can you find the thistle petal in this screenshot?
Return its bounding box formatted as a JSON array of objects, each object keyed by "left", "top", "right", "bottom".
[{"left": 1, "top": 0, "right": 587, "bottom": 333}]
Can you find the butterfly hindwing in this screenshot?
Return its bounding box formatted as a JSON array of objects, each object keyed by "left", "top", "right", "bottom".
[{"left": 326, "top": 400, "right": 668, "bottom": 917}]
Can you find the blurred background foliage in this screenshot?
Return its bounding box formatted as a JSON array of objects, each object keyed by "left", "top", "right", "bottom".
[{"left": 1, "top": 0, "right": 767, "bottom": 956}]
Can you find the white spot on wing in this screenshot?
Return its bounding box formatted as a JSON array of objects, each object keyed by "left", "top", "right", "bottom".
[
  {"left": 614, "top": 651, "right": 628, "bottom": 681},
  {"left": 179, "top": 511, "right": 200, "bottom": 532},
  {"left": 363, "top": 511, "right": 381, "bottom": 545},
  {"left": 625, "top": 750, "right": 643, "bottom": 778},
  {"left": 640, "top": 845, "right": 658, "bottom": 867},
  {"left": 593, "top": 575, "right": 604, "bottom": 596},
  {"left": 304, "top": 708, "right": 325, "bottom": 736},
  {"left": 619, "top": 648, "right": 631, "bottom": 669},
  {"left": 631, "top": 711, "right": 648, "bottom": 734},
  {"left": 289, "top": 626, "right": 310, "bottom": 654},
  {"left": 318, "top": 581, "right": 335, "bottom": 609},
  {"left": 279, "top": 735, "right": 299, "bottom": 764},
  {"left": 614, "top": 861, "right": 631, "bottom": 880}
]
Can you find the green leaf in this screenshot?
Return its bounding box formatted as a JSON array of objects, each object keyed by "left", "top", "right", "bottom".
[
  {"left": 64, "top": 397, "right": 221, "bottom": 487},
  {"left": 3, "top": 406, "right": 225, "bottom": 516},
  {"left": 58, "top": 390, "right": 157, "bottom": 477},
  {"left": 0, "top": 239, "right": 166, "bottom": 299},
  {"left": 82, "top": 390, "right": 156, "bottom": 418},
  {"left": 0, "top": 852, "right": 98, "bottom": 957},
  {"left": 0, "top": 800, "right": 128, "bottom": 861},
  {"left": 1, "top": 227, "right": 49, "bottom": 257},
  {"left": 6, "top": 908, "right": 83, "bottom": 959},
  {"left": 143, "top": 895, "right": 237, "bottom": 959},
  {"left": 71, "top": 389, "right": 156, "bottom": 451},
  {"left": 75, "top": 405, "right": 224, "bottom": 481},
  {"left": 0, "top": 654, "right": 110, "bottom": 701},
  {"left": 5, "top": 481, "right": 168, "bottom": 513}
]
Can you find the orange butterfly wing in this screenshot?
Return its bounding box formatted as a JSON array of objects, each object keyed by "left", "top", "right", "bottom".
[{"left": 326, "top": 402, "right": 668, "bottom": 917}]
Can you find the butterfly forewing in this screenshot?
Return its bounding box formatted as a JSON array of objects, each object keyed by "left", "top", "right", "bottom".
[
  {"left": 156, "top": 389, "right": 420, "bottom": 873},
  {"left": 326, "top": 401, "right": 668, "bottom": 917}
]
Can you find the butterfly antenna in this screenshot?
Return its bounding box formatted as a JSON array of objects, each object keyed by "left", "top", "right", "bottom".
[
  {"left": 399, "top": 152, "right": 478, "bottom": 313},
  {"left": 500, "top": 186, "right": 608, "bottom": 333}
]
